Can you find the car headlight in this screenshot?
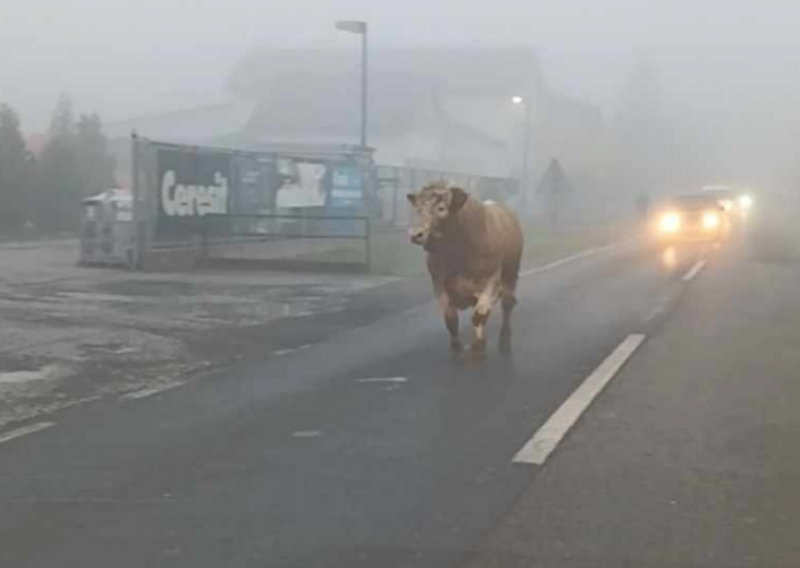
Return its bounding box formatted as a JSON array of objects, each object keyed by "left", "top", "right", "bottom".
[
  {"left": 659, "top": 212, "right": 681, "bottom": 233},
  {"left": 702, "top": 211, "right": 720, "bottom": 229},
  {"left": 738, "top": 194, "right": 753, "bottom": 209}
]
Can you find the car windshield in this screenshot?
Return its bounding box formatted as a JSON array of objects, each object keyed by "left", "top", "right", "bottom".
[{"left": 671, "top": 196, "right": 721, "bottom": 210}]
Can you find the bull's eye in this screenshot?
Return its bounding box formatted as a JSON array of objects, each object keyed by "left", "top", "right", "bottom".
[{"left": 436, "top": 204, "right": 448, "bottom": 216}]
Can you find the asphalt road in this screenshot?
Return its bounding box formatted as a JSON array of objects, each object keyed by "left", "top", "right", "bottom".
[{"left": 0, "top": 220, "right": 794, "bottom": 568}]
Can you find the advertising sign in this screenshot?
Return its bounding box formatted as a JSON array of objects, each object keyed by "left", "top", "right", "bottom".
[
  {"left": 156, "top": 148, "right": 232, "bottom": 239},
  {"left": 329, "top": 165, "right": 364, "bottom": 209},
  {"left": 275, "top": 158, "right": 328, "bottom": 209}
]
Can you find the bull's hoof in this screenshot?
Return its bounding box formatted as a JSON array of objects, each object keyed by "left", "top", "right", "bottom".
[
  {"left": 468, "top": 341, "right": 487, "bottom": 364},
  {"left": 499, "top": 333, "right": 512, "bottom": 356}
]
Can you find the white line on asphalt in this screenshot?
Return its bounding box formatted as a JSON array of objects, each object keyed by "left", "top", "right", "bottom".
[
  {"left": 682, "top": 259, "right": 708, "bottom": 282},
  {"left": 356, "top": 377, "right": 409, "bottom": 384},
  {"left": 292, "top": 430, "right": 322, "bottom": 438},
  {"left": 513, "top": 334, "right": 646, "bottom": 465},
  {"left": 122, "top": 381, "right": 185, "bottom": 401},
  {"left": 519, "top": 240, "right": 634, "bottom": 278},
  {"left": 271, "top": 344, "right": 313, "bottom": 357},
  {"left": 271, "top": 348, "right": 297, "bottom": 357},
  {"left": 0, "top": 422, "right": 56, "bottom": 446},
  {"left": 645, "top": 294, "right": 674, "bottom": 322}
]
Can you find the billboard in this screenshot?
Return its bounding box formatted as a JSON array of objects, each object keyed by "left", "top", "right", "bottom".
[
  {"left": 234, "top": 156, "right": 275, "bottom": 214},
  {"left": 275, "top": 158, "right": 328, "bottom": 209},
  {"left": 156, "top": 147, "right": 233, "bottom": 240},
  {"left": 329, "top": 165, "right": 364, "bottom": 209}
]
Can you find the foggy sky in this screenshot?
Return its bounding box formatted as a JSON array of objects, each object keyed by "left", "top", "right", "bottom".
[{"left": 3, "top": 0, "right": 800, "bottom": 130}]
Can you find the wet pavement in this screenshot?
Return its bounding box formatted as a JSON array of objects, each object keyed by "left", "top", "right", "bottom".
[{"left": 0, "top": 240, "right": 397, "bottom": 428}]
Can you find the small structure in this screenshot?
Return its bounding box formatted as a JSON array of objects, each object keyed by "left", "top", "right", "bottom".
[{"left": 79, "top": 189, "right": 135, "bottom": 267}]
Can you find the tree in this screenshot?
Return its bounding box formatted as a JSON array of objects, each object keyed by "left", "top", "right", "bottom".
[
  {"left": 75, "top": 113, "right": 116, "bottom": 197},
  {"left": 33, "top": 96, "right": 119, "bottom": 233},
  {"left": 35, "top": 94, "right": 82, "bottom": 232},
  {"left": 0, "top": 104, "right": 33, "bottom": 235}
]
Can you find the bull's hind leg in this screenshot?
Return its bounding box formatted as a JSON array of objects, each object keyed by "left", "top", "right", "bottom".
[
  {"left": 499, "top": 290, "right": 517, "bottom": 354},
  {"left": 499, "top": 257, "right": 521, "bottom": 354}
]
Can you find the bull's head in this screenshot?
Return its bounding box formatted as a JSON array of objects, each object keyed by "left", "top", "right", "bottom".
[{"left": 406, "top": 181, "right": 469, "bottom": 249}]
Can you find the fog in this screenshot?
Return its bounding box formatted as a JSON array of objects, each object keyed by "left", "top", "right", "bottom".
[{"left": 4, "top": 0, "right": 800, "bottom": 203}]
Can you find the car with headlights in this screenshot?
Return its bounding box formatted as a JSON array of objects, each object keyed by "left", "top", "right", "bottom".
[
  {"left": 701, "top": 185, "right": 754, "bottom": 221},
  {"left": 652, "top": 194, "right": 730, "bottom": 244}
]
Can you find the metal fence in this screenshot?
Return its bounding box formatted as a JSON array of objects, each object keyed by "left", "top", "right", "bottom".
[
  {"left": 376, "top": 165, "right": 519, "bottom": 227},
  {"left": 130, "top": 136, "right": 377, "bottom": 271},
  {"left": 199, "top": 213, "right": 371, "bottom": 272}
]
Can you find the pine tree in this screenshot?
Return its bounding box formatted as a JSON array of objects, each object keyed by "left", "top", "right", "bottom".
[
  {"left": 35, "top": 94, "right": 81, "bottom": 232},
  {"left": 75, "top": 113, "right": 117, "bottom": 197},
  {"left": 0, "top": 104, "right": 33, "bottom": 235}
]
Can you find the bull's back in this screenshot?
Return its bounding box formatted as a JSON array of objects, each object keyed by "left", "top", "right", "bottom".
[
  {"left": 426, "top": 199, "right": 523, "bottom": 293},
  {"left": 484, "top": 202, "right": 524, "bottom": 268}
]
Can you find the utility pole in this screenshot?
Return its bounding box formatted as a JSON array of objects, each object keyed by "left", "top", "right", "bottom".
[
  {"left": 512, "top": 95, "right": 532, "bottom": 214},
  {"left": 336, "top": 20, "right": 369, "bottom": 148}
]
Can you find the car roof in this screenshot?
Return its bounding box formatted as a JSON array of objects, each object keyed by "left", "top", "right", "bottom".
[
  {"left": 669, "top": 194, "right": 723, "bottom": 209},
  {"left": 701, "top": 186, "right": 734, "bottom": 197}
]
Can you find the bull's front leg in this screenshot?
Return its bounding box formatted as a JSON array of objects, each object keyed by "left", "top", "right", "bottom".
[
  {"left": 436, "top": 285, "right": 462, "bottom": 354},
  {"left": 471, "top": 275, "right": 501, "bottom": 356}
]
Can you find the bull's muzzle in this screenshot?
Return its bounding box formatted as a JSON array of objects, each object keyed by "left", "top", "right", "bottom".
[{"left": 409, "top": 228, "right": 427, "bottom": 246}]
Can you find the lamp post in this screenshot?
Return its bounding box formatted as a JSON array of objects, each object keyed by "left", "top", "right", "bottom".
[
  {"left": 512, "top": 95, "right": 532, "bottom": 214},
  {"left": 335, "top": 20, "right": 369, "bottom": 148}
]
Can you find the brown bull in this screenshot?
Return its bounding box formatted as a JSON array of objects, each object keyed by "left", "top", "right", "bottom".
[{"left": 407, "top": 181, "right": 524, "bottom": 356}]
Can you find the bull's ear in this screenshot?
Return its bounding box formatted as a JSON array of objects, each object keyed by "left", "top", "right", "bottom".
[
  {"left": 449, "top": 187, "right": 468, "bottom": 212},
  {"left": 406, "top": 193, "right": 417, "bottom": 206}
]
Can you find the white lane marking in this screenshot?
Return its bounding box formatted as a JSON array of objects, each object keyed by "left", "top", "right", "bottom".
[
  {"left": 519, "top": 240, "right": 634, "bottom": 278},
  {"left": 292, "top": 430, "right": 322, "bottom": 438},
  {"left": 513, "top": 334, "right": 646, "bottom": 465},
  {"left": 271, "top": 348, "right": 297, "bottom": 357},
  {"left": 271, "top": 344, "right": 313, "bottom": 357},
  {"left": 682, "top": 259, "right": 707, "bottom": 282},
  {"left": 0, "top": 422, "right": 56, "bottom": 446},
  {"left": 122, "top": 381, "right": 185, "bottom": 401},
  {"left": 356, "top": 377, "right": 409, "bottom": 384},
  {"left": 646, "top": 294, "right": 674, "bottom": 322}
]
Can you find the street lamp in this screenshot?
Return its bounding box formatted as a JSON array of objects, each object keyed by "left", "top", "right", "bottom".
[
  {"left": 336, "top": 20, "right": 369, "bottom": 148},
  {"left": 512, "top": 95, "right": 532, "bottom": 213}
]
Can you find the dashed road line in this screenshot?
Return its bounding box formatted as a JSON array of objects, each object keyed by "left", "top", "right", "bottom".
[
  {"left": 292, "top": 430, "right": 323, "bottom": 438},
  {"left": 122, "top": 381, "right": 185, "bottom": 401},
  {"left": 520, "top": 240, "right": 636, "bottom": 278},
  {"left": 682, "top": 259, "right": 708, "bottom": 282},
  {"left": 270, "top": 344, "right": 313, "bottom": 357},
  {"left": 0, "top": 422, "right": 56, "bottom": 446},
  {"left": 356, "top": 377, "right": 409, "bottom": 384},
  {"left": 513, "top": 334, "right": 646, "bottom": 466},
  {"left": 646, "top": 294, "right": 675, "bottom": 322}
]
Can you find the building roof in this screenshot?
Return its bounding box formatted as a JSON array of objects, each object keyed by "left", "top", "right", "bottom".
[
  {"left": 228, "top": 46, "right": 542, "bottom": 100},
  {"left": 228, "top": 47, "right": 543, "bottom": 145},
  {"left": 104, "top": 101, "right": 257, "bottom": 143}
]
